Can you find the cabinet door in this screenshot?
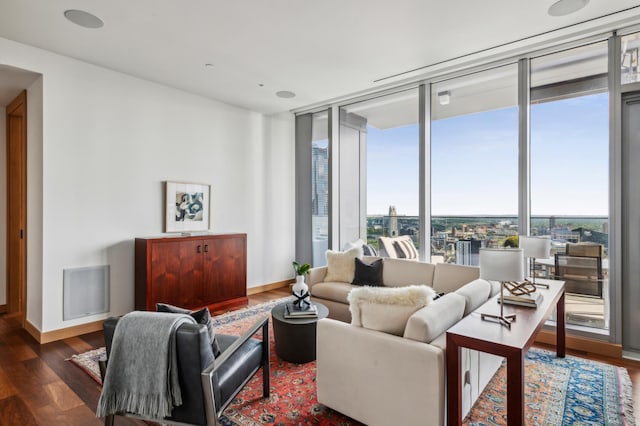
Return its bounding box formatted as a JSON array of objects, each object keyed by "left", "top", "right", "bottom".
[
  {"left": 149, "top": 239, "right": 205, "bottom": 309},
  {"left": 178, "top": 239, "right": 205, "bottom": 308},
  {"left": 204, "top": 236, "right": 246, "bottom": 303},
  {"left": 149, "top": 240, "right": 183, "bottom": 307}
]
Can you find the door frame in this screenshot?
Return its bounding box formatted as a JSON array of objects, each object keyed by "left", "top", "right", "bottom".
[{"left": 6, "top": 90, "right": 27, "bottom": 325}]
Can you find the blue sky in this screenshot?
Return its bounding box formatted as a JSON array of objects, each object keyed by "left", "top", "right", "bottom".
[{"left": 367, "top": 92, "right": 609, "bottom": 217}]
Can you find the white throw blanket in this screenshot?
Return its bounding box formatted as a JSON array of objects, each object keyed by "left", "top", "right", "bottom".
[{"left": 96, "top": 311, "right": 196, "bottom": 419}]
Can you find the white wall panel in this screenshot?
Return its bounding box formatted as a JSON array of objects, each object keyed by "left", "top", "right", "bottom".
[{"left": 0, "top": 37, "right": 295, "bottom": 332}]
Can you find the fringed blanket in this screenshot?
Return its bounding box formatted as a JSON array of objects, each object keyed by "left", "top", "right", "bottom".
[{"left": 96, "top": 312, "right": 196, "bottom": 419}]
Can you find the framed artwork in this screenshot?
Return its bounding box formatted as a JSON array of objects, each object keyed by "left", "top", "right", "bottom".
[{"left": 165, "top": 181, "right": 210, "bottom": 233}]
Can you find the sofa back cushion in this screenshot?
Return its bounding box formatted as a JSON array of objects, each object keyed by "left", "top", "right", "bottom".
[
  {"left": 454, "top": 279, "right": 492, "bottom": 316},
  {"left": 403, "top": 293, "right": 466, "bottom": 343},
  {"left": 348, "top": 285, "right": 435, "bottom": 336},
  {"left": 381, "top": 257, "right": 435, "bottom": 288},
  {"left": 432, "top": 263, "right": 480, "bottom": 294}
]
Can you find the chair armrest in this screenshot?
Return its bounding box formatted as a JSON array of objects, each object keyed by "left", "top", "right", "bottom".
[
  {"left": 202, "top": 315, "right": 269, "bottom": 375},
  {"left": 200, "top": 315, "right": 269, "bottom": 423}
]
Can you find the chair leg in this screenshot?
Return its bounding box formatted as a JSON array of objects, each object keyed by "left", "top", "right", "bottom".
[
  {"left": 262, "top": 321, "right": 270, "bottom": 398},
  {"left": 104, "top": 414, "right": 114, "bottom": 426}
]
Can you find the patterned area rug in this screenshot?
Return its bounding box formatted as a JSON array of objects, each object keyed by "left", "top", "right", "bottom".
[
  {"left": 464, "top": 349, "right": 635, "bottom": 425},
  {"left": 69, "top": 299, "right": 635, "bottom": 425}
]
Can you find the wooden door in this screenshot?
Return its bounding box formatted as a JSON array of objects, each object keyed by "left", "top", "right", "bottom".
[
  {"left": 204, "top": 236, "right": 246, "bottom": 303},
  {"left": 6, "top": 91, "right": 27, "bottom": 321}
]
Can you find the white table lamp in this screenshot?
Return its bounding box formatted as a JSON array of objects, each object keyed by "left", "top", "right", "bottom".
[
  {"left": 479, "top": 248, "right": 525, "bottom": 328},
  {"left": 519, "top": 235, "right": 551, "bottom": 288}
]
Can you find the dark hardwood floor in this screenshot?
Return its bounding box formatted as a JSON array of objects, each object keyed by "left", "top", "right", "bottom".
[{"left": 0, "top": 286, "right": 638, "bottom": 425}]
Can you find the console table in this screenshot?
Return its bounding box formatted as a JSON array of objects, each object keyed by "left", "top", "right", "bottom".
[
  {"left": 446, "top": 278, "right": 565, "bottom": 425},
  {"left": 135, "top": 233, "right": 247, "bottom": 312}
]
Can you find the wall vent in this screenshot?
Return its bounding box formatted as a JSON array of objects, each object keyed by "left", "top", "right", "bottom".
[{"left": 63, "top": 265, "right": 110, "bottom": 320}]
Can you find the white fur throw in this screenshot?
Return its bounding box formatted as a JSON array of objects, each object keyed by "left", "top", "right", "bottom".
[
  {"left": 324, "top": 246, "right": 363, "bottom": 283},
  {"left": 348, "top": 285, "right": 435, "bottom": 336}
]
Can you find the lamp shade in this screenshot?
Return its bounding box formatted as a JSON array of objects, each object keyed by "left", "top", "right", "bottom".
[
  {"left": 479, "top": 248, "right": 525, "bottom": 282},
  {"left": 519, "top": 235, "right": 551, "bottom": 259}
]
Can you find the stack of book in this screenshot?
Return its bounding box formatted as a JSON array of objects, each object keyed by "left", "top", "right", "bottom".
[
  {"left": 501, "top": 291, "right": 543, "bottom": 308},
  {"left": 284, "top": 302, "right": 318, "bottom": 319}
]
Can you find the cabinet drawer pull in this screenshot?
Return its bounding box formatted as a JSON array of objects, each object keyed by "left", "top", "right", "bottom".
[
  {"left": 204, "top": 244, "right": 209, "bottom": 253},
  {"left": 197, "top": 245, "right": 202, "bottom": 253}
]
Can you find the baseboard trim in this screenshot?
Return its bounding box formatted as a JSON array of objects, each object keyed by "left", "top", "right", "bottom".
[
  {"left": 535, "top": 329, "right": 622, "bottom": 359},
  {"left": 25, "top": 319, "right": 105, "bottom": 344},
  {"left": 23, "top": 279, "right": 292, "bottom": 344},
  {"left": 247, "top": 279, "right": 293, "bottom": 295}
]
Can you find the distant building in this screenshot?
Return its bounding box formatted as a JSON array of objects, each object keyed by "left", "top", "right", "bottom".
[
  {"left": 456, "top": 239, "right": 481, "bottom": 266},
  {"left": 551, "top": 227, "right": 579, "bottom": 243},
  {"left": 573, "top": 227, "right": 609, "bottom": 248},
  {"left": 311, "top": 145, "right": 328, "bottom": 216},
  {"left": 388, "top": 205, "right": 398, "bottom": 237}
]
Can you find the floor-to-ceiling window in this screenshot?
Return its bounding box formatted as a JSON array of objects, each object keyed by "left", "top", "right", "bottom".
[
  {"left": 340, "top": 89, "right": 420, "bottom": 253},
  {"left": 430, "top": 64, "right": 519, "bottom": 265},
  {"left": 530, "top": 42, "right": 610, "bottom": 330},
  {"left": 311, "top": 112, "right": 329, "bottom": 267},
  {"left": 296, "top": 32, "right": 634, "bottom": 341}
]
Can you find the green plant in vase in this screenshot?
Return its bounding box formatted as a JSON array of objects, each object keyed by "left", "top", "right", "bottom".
[{"left": 292, "top": 261, "right": 311, "bottom": 309}]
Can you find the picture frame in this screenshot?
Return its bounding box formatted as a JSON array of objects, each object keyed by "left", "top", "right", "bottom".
[{"left": 165, "top": 181, "right": 210, "bottom": 233}]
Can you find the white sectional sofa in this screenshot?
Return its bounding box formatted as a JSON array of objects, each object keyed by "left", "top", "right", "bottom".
[{"left": 309, "top": 256, "right": 503, "bottom": 426}]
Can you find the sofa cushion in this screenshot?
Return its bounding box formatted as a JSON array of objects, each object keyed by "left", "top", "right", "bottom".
[
  {"left": 352, "top": 258, "right": 384, "bottom": 286},
  {"left": 348, "top": 285, "right": 435, "bottom": 336},
  {"left": 454, "top": 279, "right": 492, "bottom": 316},
  {"left": 311, "top": 281, "right": 354, "bottom": 304},
  {"left": 324, "top": 246, "right": 363, "bottom": 283},
  {"left": 403, "top": 293, "right": 466, "bottom": 343},
  {"left": 432, "top": 263, "right": 480, "bottom": 294},
  {"left": 381, "top": 257, "right": 435, "bottom": 288}
]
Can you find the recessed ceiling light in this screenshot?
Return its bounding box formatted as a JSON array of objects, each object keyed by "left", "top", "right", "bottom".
[
  {"left": 548, "top": 0, "right": 589, "bottom": 17},
  {"left": 276, "top": 90, "right": 296, "bottom": 99},
  {"left": 64, "top": 10, "right": 104, "bottom": 29}
]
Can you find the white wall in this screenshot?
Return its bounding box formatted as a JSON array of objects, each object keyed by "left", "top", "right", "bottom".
[
  {"left": 0, "top": 37, "right": 295, "bottom": 332},
  {"left": 0, "top": 106, "right": 5, "bottom": 306}
]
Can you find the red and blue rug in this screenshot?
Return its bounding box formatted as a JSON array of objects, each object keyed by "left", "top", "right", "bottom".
[{"left": 70, "top": 298, "right": 635, "bottom": 425}]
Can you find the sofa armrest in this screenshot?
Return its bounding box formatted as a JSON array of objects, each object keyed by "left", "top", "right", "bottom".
[
  {"left": 307, "top": 266, "right": 327, "bottom": 290},
  {"left": 317, "top": 318, "right": 445, "bottom": 426}
]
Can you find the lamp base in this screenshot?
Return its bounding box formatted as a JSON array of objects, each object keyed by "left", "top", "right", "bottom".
[
  {"left": 481, "top": 312, "right": 516, "bottom": 328},
  {"left": 528, "top": 277, "right": 550, "bottom": 289}
]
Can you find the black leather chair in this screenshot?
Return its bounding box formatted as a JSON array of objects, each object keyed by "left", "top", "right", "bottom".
[{"left": 99, "top": 315, "right": 270, "bottom": 426}]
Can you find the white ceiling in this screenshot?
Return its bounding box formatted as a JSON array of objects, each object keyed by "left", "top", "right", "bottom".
[{"left": 0, "top": 0, "right": 639, "bottom": 114}]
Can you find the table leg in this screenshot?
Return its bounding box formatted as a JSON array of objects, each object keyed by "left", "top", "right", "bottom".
[
  {"left": 446, "top": 333, "right": 462, "bottom": 426},
  {"left": 506, "top": 349, "right": 525, "bottom": 426},
  {"left": 557, "top": 291, "right": 566, "bottom": 358}
]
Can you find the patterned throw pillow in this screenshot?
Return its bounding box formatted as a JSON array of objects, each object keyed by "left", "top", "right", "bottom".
[{"left": 155, "top": 303, "right": 221, "bottom": 356}]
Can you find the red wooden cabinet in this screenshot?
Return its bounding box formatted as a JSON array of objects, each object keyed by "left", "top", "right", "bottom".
[{"left": 135, "top": 234, "right": 247, "bottom": 312}]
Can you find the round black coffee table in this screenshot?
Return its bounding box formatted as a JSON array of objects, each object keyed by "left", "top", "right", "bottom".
[{"left": 271, "top": 301, "right": 329, "bottom": 364}]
